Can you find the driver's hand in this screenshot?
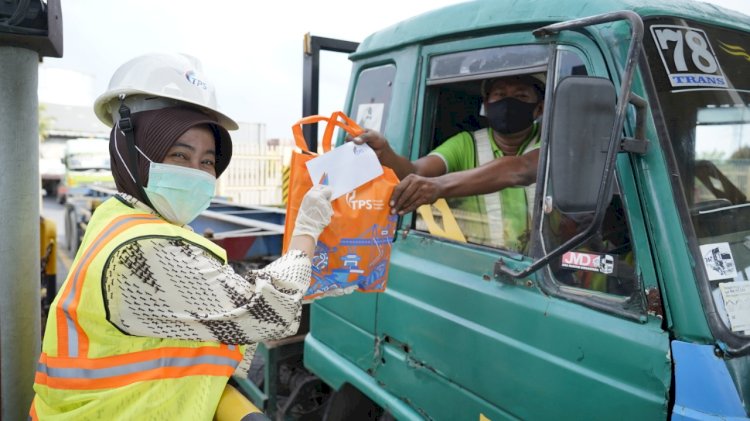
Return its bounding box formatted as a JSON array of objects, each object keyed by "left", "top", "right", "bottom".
[
  {"left": 389, "top": 174, "right": 443, "bottom": 215},
  {"left": 350, "top": 130, "right": 391, "bottom": 162}
]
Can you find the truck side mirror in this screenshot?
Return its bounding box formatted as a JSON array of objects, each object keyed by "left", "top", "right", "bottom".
[{"left": 548, "top": 76, "right": 617, "bottom": 213}]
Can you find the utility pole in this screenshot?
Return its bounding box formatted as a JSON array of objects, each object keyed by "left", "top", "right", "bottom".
[
  {"left": 0, "top": 1, "right": 62, "bottom": 419},
  {"left": 0, "top": 46, "right": 42, "bottom": 419}
]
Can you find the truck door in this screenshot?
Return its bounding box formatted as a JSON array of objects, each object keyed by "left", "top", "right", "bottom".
[{"left": 372, "top": 33, "right": 671, "bottom": 419}]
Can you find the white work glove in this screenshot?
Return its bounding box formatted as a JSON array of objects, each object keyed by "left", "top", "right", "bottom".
[
  {"left": 302, "top": 284, "right": 357, "bottom": 304},
  {"left": 292, "top": 184, "right": 334, "bottom": 243}
]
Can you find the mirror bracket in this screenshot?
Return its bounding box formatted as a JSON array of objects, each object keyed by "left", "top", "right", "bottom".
[
  {"left": 620, "top": 137, "right": 649, "bottom": 155},
  {"left": 620, "top": 92, "right": 649, "bottom": 155}
]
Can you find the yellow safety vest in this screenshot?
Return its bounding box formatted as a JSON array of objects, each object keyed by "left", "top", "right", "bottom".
[
  {"left": 32, "top": 197, "right": 244, "bottom": 421},
  {"left": 474, "top": 127, "right": 539, "bottom": 250}
]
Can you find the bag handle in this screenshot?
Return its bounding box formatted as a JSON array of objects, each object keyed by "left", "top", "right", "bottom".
[
  {"left": 291, "top": 111, "right": 365, "bottom": 153},
  {"left": 320, "top": 111, "right": 364, "bottom": 152}
]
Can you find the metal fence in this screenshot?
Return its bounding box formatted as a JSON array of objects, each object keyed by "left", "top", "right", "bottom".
[{"left": 217, "top": 142, "right": 286, "bottom": 206}]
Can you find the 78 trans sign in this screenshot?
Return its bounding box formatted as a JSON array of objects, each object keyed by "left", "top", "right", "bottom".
[{"left": 650, "top": 24, "right": 728, "bottom": 89}]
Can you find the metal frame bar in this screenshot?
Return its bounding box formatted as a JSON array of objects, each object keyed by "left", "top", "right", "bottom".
[{"left": 302, "top": 34, "right": 359, "bottom": 151}]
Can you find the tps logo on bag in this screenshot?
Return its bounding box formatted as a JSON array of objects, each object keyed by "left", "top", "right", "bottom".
[{"left": 346, "top": 191, "right": 384, "bottom": 211}]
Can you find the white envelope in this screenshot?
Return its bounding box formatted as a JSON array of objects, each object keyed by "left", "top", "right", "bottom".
[{"left": 305, "top": 142, "right": 383, "bottom": 200}]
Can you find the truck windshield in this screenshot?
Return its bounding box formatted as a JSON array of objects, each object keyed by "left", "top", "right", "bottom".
[{"left": 645, "top": 19, "right": 750, "bottom": 337}]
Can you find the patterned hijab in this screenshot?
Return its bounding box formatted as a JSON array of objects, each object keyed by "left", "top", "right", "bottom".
[{"left": 109, "top": 106, "right": 232, "bottom": 204}]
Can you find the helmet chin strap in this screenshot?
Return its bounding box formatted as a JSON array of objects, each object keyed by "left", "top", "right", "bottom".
[{"left": 117, "top": 95, "right": 154, "bottom": 208}]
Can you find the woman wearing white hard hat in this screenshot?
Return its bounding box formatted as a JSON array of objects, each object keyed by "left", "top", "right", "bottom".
[{"left": 31, "top": 53, "right": 333, "bottom": 420}]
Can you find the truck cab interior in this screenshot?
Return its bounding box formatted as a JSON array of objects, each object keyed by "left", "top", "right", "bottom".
[{"left": 410, "top": 47, "right": 638, "bottom": 299}]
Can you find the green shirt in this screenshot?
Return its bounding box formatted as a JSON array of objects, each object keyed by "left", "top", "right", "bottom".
[{"left": 428, "top": 124, "right": 540, "bottom": 250}]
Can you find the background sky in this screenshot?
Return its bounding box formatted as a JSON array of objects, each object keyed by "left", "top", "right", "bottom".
[{"left": 40, "top": 0, "right": 750, "bottom": 140}]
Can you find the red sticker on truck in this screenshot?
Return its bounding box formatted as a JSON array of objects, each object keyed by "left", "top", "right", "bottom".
[{"left": 561, "top": 251, "right": 614, "bottom": 274}]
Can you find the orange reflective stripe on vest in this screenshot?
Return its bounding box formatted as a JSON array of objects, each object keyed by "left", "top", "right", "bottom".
[
  {"left": 55, "top": 214, "right": 163, "bottom": 358},
  {"left": 35, "top": 345, "right": 242, "bottom": 390},
  {"left": 30, "top": 398, "right": 38, "bottom": 420}
]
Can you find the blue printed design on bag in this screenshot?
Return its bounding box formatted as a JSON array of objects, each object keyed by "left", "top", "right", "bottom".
[
  {"left": 306, "top": 215, "right": 397, "bottom": 297},
  {"left": 358, "top": 261, "right": 387, "bottom": 290}
]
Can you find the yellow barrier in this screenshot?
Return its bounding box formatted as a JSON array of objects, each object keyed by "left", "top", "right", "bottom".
[
  {"left": 214, "top": 383, "right": 265, "bottom": 421},
  {"left": 281, "top": 165, "right": 290, "bottom": 205}
]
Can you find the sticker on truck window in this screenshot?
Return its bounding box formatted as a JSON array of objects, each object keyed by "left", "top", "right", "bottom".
[
  {"left": 717, "top": 41, "right": 750, "bottom": 63},
  {"left": 561, "top": 251, "right": 614, "bottom": 274},
  {"left": 700, "top": 242, "right": 737, "bottom": 280},
  {"left": 650, "top": 25, "right": 728, "bottom": 88},
  {"left": 718, "top": 282, "right": 750, "bottom": 332},
  {"left": 356, "top": 103, "right": 384, "bottom": 132}
]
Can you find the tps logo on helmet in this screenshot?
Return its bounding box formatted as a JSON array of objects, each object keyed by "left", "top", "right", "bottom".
[
  {"left": 185, "top": 70, "right": 208, "bottom": 90},
  {"left": 346, "top": 190, "right": 384, "bottom": 210}
]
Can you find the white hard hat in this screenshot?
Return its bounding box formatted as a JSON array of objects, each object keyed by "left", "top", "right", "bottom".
[{"left": 94, "top": 53, "right": 238, "bottom": 130}]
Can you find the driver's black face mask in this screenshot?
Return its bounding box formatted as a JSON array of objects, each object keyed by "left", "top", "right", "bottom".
[{"left": 485, "top": 97, "right": 538, "bottom": 135}]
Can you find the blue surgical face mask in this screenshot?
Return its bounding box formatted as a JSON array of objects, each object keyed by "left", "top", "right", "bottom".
[{"left": 144, "top": 162, "right": 216, "bottom": 225}]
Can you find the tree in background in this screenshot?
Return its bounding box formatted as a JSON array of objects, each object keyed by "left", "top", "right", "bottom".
[
  {"left": 730, "top": 146, "right": 750, "bottom": 160},
  {"left": 39, "top": 104, "right": 53, "bottom": 142}
]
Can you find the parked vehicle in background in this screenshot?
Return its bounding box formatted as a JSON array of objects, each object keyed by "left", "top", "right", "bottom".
[
  {"left": 39, "top": 140, "right": 65, "bottom": 198},
  {"left": 56, "top": 137, "right": 114, "bottom": 204}
]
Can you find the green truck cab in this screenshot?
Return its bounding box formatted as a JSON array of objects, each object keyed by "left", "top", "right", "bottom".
[{"left": 246, "top": 0, "right": 750, "bottom": 419}]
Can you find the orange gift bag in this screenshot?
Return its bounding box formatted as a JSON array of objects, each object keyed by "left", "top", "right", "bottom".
[{"left": 283, "top": 111, "right": 399, "bottom": 300}]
